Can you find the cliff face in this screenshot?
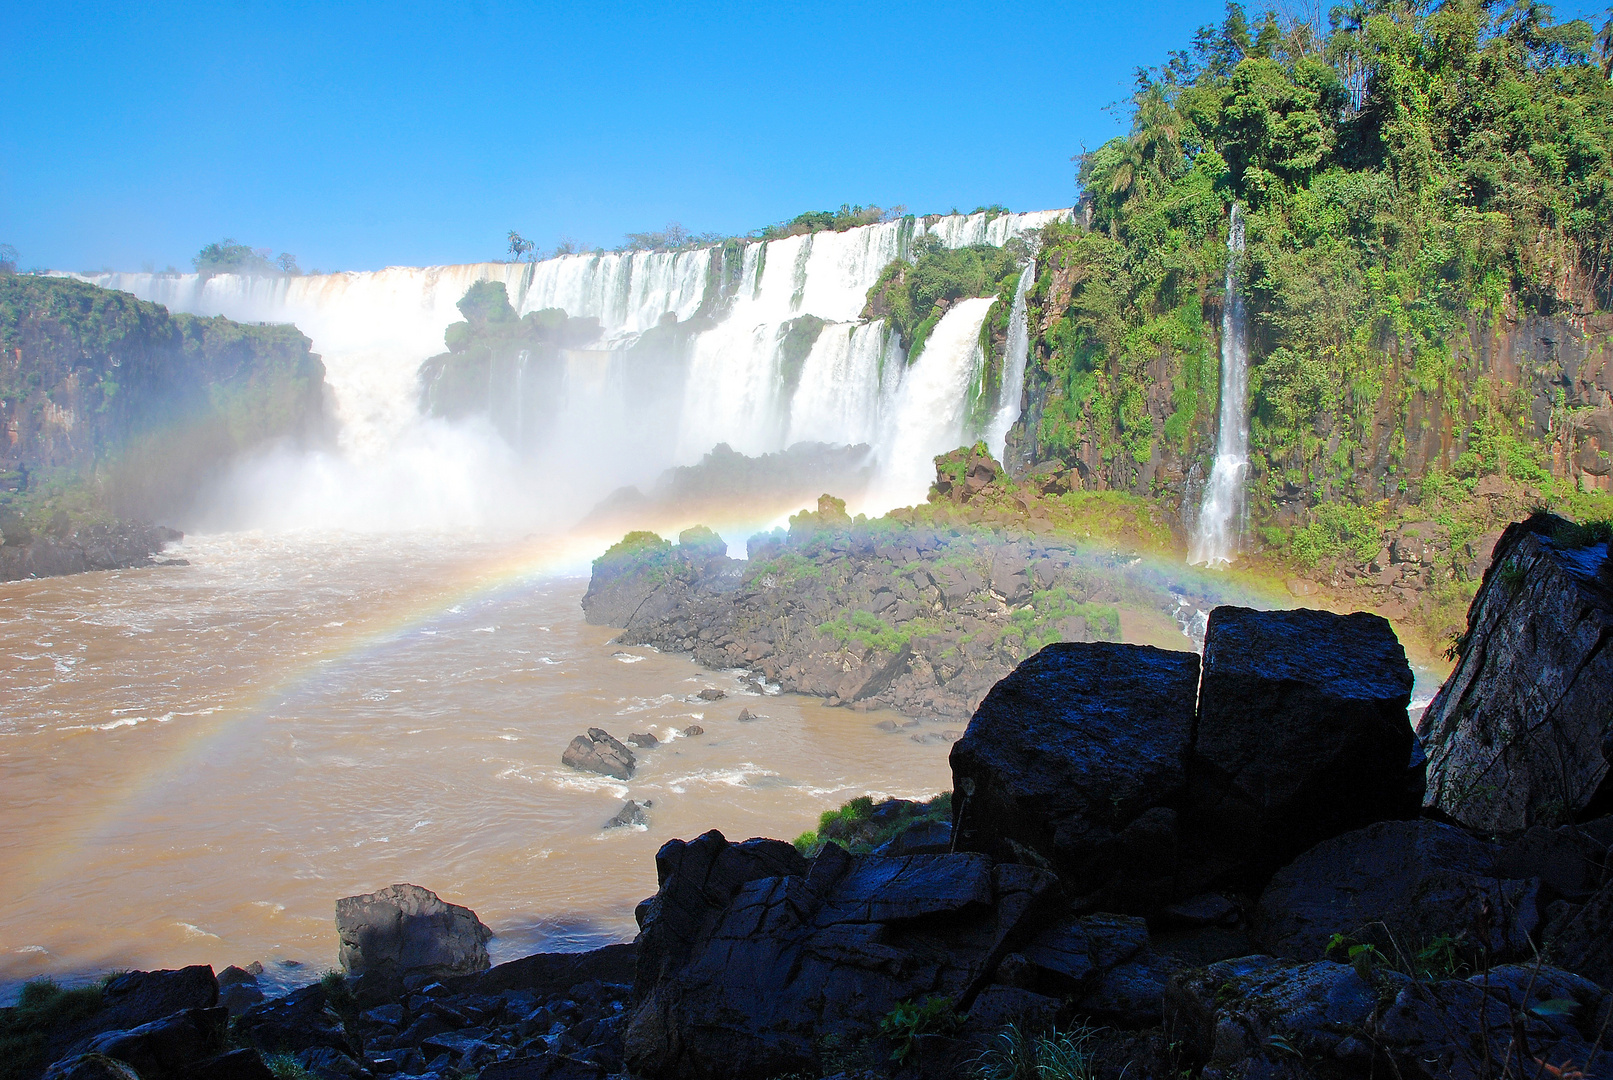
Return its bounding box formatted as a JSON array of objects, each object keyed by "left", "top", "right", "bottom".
[
  {"left": 0, "top": 275, "right": 328, "bottom": 534},
  {"left": 1008, "top": 259, "right": 1613, "bottom": 514}
]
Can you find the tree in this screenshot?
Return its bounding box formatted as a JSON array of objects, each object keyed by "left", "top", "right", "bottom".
[
  {"left": 507, "top": 231, "right": 536, "bottom": 262},
  {"left": 193, "top": 239, "right": 286, "bottom": 276},
  {"left": 0, "top": 244, "right": 16, "bottom": 274}
]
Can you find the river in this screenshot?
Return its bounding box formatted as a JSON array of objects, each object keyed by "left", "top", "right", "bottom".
[{"left": 0, "top": 531, "right": 954, "bottom": 999}]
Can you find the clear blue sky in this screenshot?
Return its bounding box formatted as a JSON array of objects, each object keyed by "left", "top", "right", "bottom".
[{"left": 2, "top": 1, "right": 1606, "bottom": 274}]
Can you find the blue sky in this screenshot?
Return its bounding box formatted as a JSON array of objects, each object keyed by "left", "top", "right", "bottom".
[{"left": 2, "top": 1, "right": 1606, "bottom": 274}]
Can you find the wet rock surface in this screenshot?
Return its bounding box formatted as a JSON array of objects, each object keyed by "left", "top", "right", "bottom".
[
  {"left": 0, "top": 523, "right": 185, "bottom": 582},
  {"left": 559, "top": 729, "right": 635, "bottom": 781},
  {"left": 1420, "top": 513, "right": 1613, "bottom": 833},
  {"left": 335, "top": 884, "right": 493, "bottom": 989}
]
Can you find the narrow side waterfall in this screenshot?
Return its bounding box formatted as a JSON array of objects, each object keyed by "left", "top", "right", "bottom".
[
  {"left": 869, "top": 297, "right": 1000, "bottom": 510},
  {"left": 1190, "top": 205, "right": 1250, "bottom": 566},
  {"left": 984, "top": 261, "right": 1034, "bottom": 461},
  {"left": 72, "top": 208, "right": 1072, "bottom": 530}
]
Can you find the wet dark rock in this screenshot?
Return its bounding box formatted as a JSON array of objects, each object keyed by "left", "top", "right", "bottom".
[
  {"left": 39, "top": 1056, "right": 141, "bottom": 1080},
  {"left": 949, "top": 641, "right": 1200, "bottom": 911},
  {"left": 1371, "top": 963, "right": 1613, "bottom": 1079},
  {"left": 623, "top": 844, "right": 1058, "bottom": 1079},
  {"left": 1164, "top": 956, "right": 1385, "bottom": 1075},
  {"left": 680, "top": 724, "right": 704, "bottom": 737},
  {"left": 0, "top": 523, "right": 186, "bottom": 583},
  {"left": 625, "top": 731, "right": 658, "bottom": 748},
  {"left": 81, "top": 1007, "right": 228, "bottom": 1080},
  {"left": 561, "top": 728, "right": 636, "bottom": 780},
  {"left": 214, "top": 966, "right": 263, "bottom": 1017},
  {"left": 177, "top": 1048, "right": 276, "bottom": 1080},
  {"left": 478, "top": 1054, "right": 606, "bottom": 1080},
  {"left": 1257, "top": 819, "right": 1540, "bottom": 963},
  {"left": 696, "top": 687, "right": 725, "bottom": 701},
  {"left": 605, "top": 800, "right": 648, "bottom": 829},
  {"left": 43, "top": 967, "right": 221, "bottom": 1073},
  {"left": 1420, "top": 514, "right": 1613, "bottom": 832},
  {"left": 997, "top": 912, "right": 1180, "bottom": 1027},
  {"left": 232, "top": 984, "right": 344, "bottom": 1055},
  {"left": 293, "top": 1046, "right": 361, "bottom": 1080},
  {"left": 871, "top": 817, "right": 952, "bottom": 855},
  {"left": 735, "top": 708, "right": 757, "bottom": 722},
  {"left": 1550, "top": 876, "right": 1613, "bottom": 988},
  {"left": 1189, "top": 606, "right": 1418, "bottom": 888},
  {"left": 334, "top": 883, "right": 492, "bottom": 992}
]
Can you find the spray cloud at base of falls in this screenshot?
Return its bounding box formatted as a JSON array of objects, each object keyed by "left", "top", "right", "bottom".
[
  {"left": 1189, "top": 204, "right": 1251, "bottom": 567},
  {"left": 75, "top": 210, "right": 1068, "bottom": 536}
]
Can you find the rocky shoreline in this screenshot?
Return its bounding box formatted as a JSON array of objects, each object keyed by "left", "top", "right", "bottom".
[
  {"left": 8, "top": 511, "right": 1612, "bottom": 1080},
  {"left": 0, "top": 519, "right": 185, "bottom": 583},
  {"left": 582, "top": 449, "right": 1240, "bottom": 723}
]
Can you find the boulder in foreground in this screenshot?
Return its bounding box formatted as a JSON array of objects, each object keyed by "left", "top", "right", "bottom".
[
  {"left": 335, "top": 882, "right": 492, "bottom": 984},
  {"left": 948, "top": 641, "right": 1199, "bottom": 911},
  {"left": 1419, "top": 513, "right": 1613, "bottom": 832}
]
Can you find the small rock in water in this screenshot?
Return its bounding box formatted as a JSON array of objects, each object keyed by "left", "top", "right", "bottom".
[
  {"left": 874, "top": 719, "right": 899, "bottom": 732},
  {"left": 697, "top": 687, "right": 726, "bottom": 701},
  {"left": 626, "top": 732, "right": 659, "bottom": 748},
  {"left": 681, "top": 725, "right": 704, "bottom": 737},
  {"left": 561, "top": 727, "right": 636, "bottom": 780},
  {"left": 606, "top": 800, "right": 648, "bottom": 829},
  {"left": 736, "top": 708, "right": 758, "bottom": 722}
]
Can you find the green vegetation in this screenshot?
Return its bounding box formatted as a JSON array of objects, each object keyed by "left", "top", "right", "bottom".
[
  {"left": 864, "top": 239, "right": 1022, "bottom": 362},
  {"left": 421, "top": 282, "right": 600, "bottom": 420},
  {"left": 265, "top": 1053, "right": 316, "bottom": 1080},
  {"left": 792, "top": 792, "right": 951, "bottom": 856},
  {"left": 970, "top": 1022, "right": 1103, "bottom": 1080},
  {"left": 0, "top": 275, "right": 325, "bottom": 531},
  {"left": 879, "top": 994, "right": 963, "bottom": 1063},
  {"left": 1028, "top": 0, "right": 1613, "bottom": 560},
  {"left": 193, "top": 239, "right": 300, "bottom": 276},
  {"left": 0, "top": 978, "right": 105, "bottom": 1080},
  {"left": 818, "top": 609, "right": 909, "bottom": 653}
]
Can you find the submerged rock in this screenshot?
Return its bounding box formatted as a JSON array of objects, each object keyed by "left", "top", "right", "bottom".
[
  {"left": 625, "top": 732, "right": 658, "bottom": 749},
  {"left": 605, "top": 801, "right": 648, "bottom": 829},
  {"left": 1419, "top": 513, "right": 1613, "bottom": 832},
  {"left": 561, "top": 728, "right": 636, "bottom": 780},
  {"left": 334, "top": 883, "right": 492, "bottom": 985}
]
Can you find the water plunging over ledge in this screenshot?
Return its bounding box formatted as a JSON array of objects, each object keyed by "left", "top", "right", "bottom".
[{"left": 1190, "top": 204, "right": 1250, "bottom": 567}]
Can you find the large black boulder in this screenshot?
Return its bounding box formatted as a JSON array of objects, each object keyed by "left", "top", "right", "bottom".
[
  {"left": 1255, "top": 819, "right": 1540, "bottom": 962},
  {"left": 949, "top": 641, "right": 1200, "bottom": 910},
  {"left": 41, "top": 968, "right": 220, "bottom": 1078},
  {"left": 77, "top": 1008, "right": 228, "bottom": 1080},
  {"left": 624, "top": 843, "right": 1058, "bottom": 1079},
  {"left": 1188, "top": 606, "right": 1418, "bottom": 887}
]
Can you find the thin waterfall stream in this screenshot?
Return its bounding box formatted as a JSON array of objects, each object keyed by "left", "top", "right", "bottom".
[{"left": 1190, "top": 204, "right": 1250, "bottom": 567}]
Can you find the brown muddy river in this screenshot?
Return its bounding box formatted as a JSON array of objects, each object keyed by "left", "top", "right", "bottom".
[{"left": 0, "top": 532, "right": 956, "bottom": 999}]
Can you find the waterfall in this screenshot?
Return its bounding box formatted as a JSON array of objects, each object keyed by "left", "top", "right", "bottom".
[
  {"left": 1190, "top": 205, "right": 1250, "bottom": 567},
  {"left": 867, "top": 297, "right": 1000, "bottom": 511},
  {"left": 69, "top": 209, "right": 1072, "bottom": 529},
  {"left": 983, "top": 260, "right": 1035, "bottom": 461}
]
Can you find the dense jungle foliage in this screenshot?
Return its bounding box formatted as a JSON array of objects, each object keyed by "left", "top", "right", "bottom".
[{"left": 1030, "top": 0, "right": 1613, "bottom": 514}]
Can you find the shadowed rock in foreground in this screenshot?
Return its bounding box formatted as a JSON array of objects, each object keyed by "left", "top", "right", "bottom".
[{"left": 1419, "top": 512, "right": 1613, "bottom": 833}]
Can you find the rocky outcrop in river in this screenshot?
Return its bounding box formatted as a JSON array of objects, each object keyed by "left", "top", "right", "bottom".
[{"left": 581, "top": 451, "right": 1195, "bottom": 720}]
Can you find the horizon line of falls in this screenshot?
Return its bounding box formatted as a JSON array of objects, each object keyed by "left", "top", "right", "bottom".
[
  {"left": 1189, "top": 204, "right": 1250, "bottom": 567},
  {"left": 73, "top": 209, "right": 1071, "bottom": 535}
]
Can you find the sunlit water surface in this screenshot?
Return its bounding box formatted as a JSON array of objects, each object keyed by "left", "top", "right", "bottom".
[{"left": 0, "top": 533, "right": 954, "bottom": 1000}]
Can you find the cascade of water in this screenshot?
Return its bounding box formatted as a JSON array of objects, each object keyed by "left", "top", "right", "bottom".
[
  {"left": 867, "top": 297, "right": 1000, "bottom": 512},
  {"left": 71, "top": 209, "right": 1074, "bottom": 530},
  {"left": 785, "top": 322, "right": 899, "bottom": 447},
  {"left": 1189, "top": 205, "right": 1250, "bottom": 567},
  {"left": 984, "top": 261, "right": 1035, "bottom": 461}
]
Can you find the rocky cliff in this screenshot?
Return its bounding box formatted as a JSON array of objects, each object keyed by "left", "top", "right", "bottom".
[{"left": 0, "top": 274, "right": 328, "bottom": 577}]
